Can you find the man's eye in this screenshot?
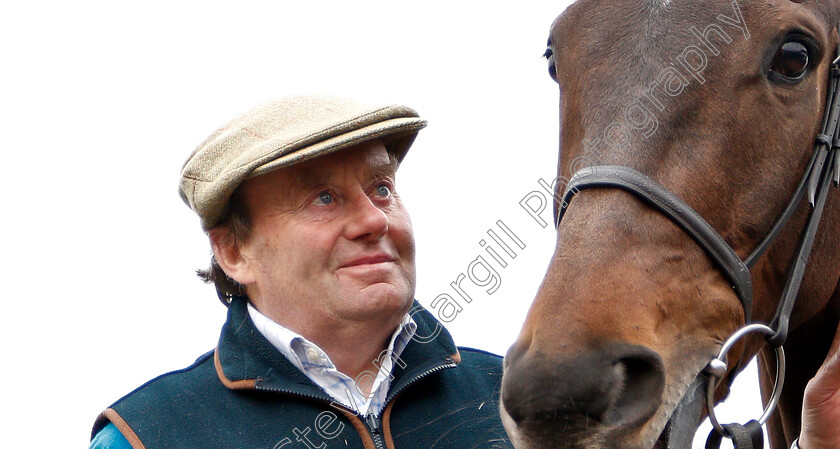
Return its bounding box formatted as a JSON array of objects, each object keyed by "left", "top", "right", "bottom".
[
  {"left": 375, "top": 184, "right": 391, "bottom": 197},
  {"left": 315, "top": 191, "right": 334, "bottom": 205}
]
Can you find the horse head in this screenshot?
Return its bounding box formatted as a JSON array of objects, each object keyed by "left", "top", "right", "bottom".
[{"left": 501, "top": 1, "right": 840, "bottom": 448}]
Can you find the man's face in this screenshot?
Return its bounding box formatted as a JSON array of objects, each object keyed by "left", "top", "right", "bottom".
[{"left": 231, "top": 140, "right": 416, "bottom": 328}]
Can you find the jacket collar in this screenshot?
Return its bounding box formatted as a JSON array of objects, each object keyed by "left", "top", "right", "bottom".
[{"left": 214, "top": 297, "right": 460, "bottom": 402}]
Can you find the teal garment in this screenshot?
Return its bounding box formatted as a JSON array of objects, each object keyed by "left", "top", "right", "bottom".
[
  {"left": 91, "top": 297, "right": 512, "bottom": 449},
  {"left": 89, "top": 423, "right": 131, "bottom": 449}
]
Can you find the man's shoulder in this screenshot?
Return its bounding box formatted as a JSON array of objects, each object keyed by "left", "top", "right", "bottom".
[
  {"left": 389, "top": 347, "right": 511, "bottom": 448},
  {"left": 92, "top": 350, "right": 219, "bottom": 437},
  {"left": 457, "top": 346, "right": 504, "bottom": 362},
  {"left": 456, "top": 346, "right": 504, "bottom": 370},
  {"left": 434, "top": 346, "right": 504, "bottom": 390},
  {"left": 114, "top": 349, "right": 218, "bottom": 403}
]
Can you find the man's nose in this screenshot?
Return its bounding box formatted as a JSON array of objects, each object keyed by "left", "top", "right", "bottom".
[{"left": 345, "top": 193, "right": 388, "bottom": 240}]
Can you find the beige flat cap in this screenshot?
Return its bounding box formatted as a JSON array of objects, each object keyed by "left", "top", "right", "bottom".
[{"left": 179, "top": 95, "right": 427, "bottom": 230}]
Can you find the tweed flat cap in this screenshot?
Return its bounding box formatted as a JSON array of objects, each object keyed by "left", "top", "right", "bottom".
[{"left": 179, "top": 95, "right": 427, "bottom": 230}]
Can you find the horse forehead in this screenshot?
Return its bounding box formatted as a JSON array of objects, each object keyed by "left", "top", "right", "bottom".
[
  {"left": 550, "top": 0, "right": 738, "bottom": 86},
  {"left": 553, "top": 0, "right": 738, "bottom": 34},
  {"left": 555, "top": 1, "right": 719, "bottom": 60},
  {"left": 552, "top": 0, "right": 837, "bottom": 48},
  {"left": 550, "top": 0, "right": 836, "bottom": 115}
]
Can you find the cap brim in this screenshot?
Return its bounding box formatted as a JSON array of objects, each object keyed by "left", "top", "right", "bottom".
[{"left": 248, "top": 116, "right": 426, "bottom": 179}]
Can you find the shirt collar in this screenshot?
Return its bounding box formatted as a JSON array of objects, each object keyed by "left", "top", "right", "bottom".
[
  {"left": 246, "top": 303, "right": 417, "bottom": 416},
  {"left": 214, "top": 297, "right": 460, "bottom": 405},
  {"left": 246, "top": 302, "right": 417, "bottom": 376}
]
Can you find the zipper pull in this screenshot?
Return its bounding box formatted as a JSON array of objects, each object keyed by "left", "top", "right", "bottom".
[{"left": 365, "top": 414, "right": 381, "bottom": 434}]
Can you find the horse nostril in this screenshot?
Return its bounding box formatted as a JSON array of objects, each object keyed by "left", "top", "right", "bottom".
[
  {"left": 607, "top": 352, "right": 666, "bottom": 427},
  {"left": 501, "top": 344, "right": 665, "bottom": 434}
]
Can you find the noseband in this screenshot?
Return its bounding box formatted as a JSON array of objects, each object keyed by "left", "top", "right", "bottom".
[{"left": 555, "top": 53, "right": 840, "bottom": 447}]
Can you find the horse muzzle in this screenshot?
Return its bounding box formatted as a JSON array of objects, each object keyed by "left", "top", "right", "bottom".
[{"left": 500, "top": 342, "right": 667, "bottom": 448}]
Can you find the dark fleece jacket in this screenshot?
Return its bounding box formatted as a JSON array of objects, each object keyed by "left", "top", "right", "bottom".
[{"left": 92, "top": 297, "right": 512, "bottom": 449}]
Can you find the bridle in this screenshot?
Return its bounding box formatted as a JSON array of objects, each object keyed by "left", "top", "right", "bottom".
[{"left": 553, "top": 50, "right": 840, "bottom": 447}]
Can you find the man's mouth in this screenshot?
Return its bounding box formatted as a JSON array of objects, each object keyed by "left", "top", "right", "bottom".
[{"left": 340, "top": 254, "right": 395, "bottom": 268}]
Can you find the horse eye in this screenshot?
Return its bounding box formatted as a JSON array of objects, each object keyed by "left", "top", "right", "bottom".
[
  {"left": 770, "top": 40, "right": 810, "bottom": 81},
  {"left": 545, "top": 45, "right": 557, "bottom": 80}
]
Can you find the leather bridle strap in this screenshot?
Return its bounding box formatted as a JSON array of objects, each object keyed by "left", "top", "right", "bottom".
[
  {"left": 705, "top": 420, "right": 763, "bottom": 449},
  {"left": 744, "top": 59, "right": 840, "bottom": 269},
  {"left": 765, "top": 57, "right": 840, "bottom": 346},
  {"left": 555, "top": 165, "right": 755, "bottom": 322}
]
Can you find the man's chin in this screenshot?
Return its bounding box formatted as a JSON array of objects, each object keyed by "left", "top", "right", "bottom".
[{"left": 340, "top": 284, "right": 414, "bottom": 321}]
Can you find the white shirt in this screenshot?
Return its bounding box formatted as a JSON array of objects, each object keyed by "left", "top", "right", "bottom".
[{"left": 247, "top": 303, "right": 417, "bottom": 417}]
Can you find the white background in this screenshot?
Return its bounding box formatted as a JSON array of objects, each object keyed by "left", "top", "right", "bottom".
[{"left": 0, "top": 1, "right": 762, "bottom": 447}]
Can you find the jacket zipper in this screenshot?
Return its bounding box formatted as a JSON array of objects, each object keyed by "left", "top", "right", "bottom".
[
  {"left": 360, "top": 361, "right": 458, "bottom": 449},
  {"left": 256, "top": 359, "right": 458, "bottom": 449},
  {"left": 364, "top": 414, "right": 386, "bottom": 449},
  {"left": 255, "top": 380, "right": 388, "bottom": 448},
  {"left": 384, "top": 360, "right": 457, "bottom": 405},
  {"left": 254, "top": 378, "right": 334, "bottom": 402}
]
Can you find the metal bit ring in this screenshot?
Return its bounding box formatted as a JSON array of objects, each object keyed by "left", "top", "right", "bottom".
[{"left": 704, "top": 324, "right": 786, "bottom": 436}]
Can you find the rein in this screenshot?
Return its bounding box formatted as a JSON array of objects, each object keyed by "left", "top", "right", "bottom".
[{"left": 554, "top": 54, "right": 840, "bottom": 448}]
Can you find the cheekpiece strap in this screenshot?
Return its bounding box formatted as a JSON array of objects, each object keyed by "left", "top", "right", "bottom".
[{"left": 705, "top": 420, "right": 764, "bottom": 449}]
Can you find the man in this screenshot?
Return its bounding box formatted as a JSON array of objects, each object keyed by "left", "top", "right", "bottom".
[{"left": 89, "top": 96, "right": 511, "bottom": 449}]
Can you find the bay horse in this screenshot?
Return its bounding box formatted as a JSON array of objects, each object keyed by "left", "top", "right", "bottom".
[{"left": 500, "top": 1, "right": 840, "bottom": 448}]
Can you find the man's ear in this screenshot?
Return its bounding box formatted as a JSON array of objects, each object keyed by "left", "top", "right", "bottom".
[{"left": 208, "top": 227, "right": 256, "bottom": 286}]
